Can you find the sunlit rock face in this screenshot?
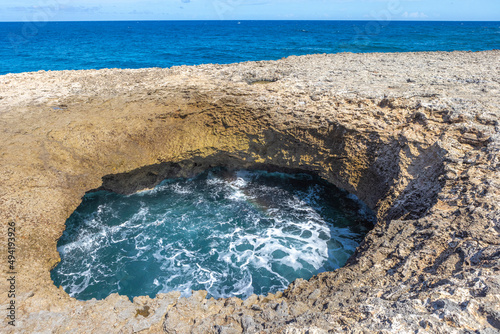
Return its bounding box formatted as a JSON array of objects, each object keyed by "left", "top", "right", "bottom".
[{"left": 0, "top": 51, "right": 498, "bottom": 333}]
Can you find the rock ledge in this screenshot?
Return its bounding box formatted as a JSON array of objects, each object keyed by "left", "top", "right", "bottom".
[{"left": 0, "top": 51, "right": 499, "bottom": 333}]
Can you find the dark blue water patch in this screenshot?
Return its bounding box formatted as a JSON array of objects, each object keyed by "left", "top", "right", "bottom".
[
  {"left": 50, "top": 169, "right": 375, "bottom": 301},
  {"left": 1, "top": 20, "right": 499, "bottom": 75}
]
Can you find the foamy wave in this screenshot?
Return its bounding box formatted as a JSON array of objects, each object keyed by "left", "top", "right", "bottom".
[{"left": 52, "top": 169, "right": 372, "bottom": 301}]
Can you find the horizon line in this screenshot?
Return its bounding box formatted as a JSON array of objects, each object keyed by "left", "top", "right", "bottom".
[{"left": 1, "top": 19, "right": 499, "bottom": 23}]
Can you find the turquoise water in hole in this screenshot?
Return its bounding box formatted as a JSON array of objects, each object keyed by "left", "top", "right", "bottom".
[{"left": 51, "top": 169, "right": 374, "bottom": 301}]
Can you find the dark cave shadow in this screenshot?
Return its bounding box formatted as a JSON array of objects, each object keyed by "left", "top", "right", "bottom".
[{"left": 383, "top": 142, "right": 447, "bottom": 221}]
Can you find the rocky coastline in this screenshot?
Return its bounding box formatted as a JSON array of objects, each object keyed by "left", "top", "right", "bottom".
[{"left": 0, "top": 51, "right": 499, "bottom": 333}]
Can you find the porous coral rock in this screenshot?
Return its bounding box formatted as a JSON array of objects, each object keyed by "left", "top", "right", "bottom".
[{"left": 0, "top": 51, "right": 499, "bottom": 333}]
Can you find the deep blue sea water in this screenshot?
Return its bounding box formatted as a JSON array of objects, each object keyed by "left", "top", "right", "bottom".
[{"left": 1, "top": 20, "right": 499, "bottom": 75}]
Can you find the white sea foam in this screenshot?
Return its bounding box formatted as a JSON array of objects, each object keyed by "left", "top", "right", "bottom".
[{"left": 52, "top": 170, "right": 372, "bottom": 301}]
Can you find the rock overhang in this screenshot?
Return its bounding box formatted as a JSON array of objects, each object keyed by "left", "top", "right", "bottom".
[{"left": 0, "top": 51, "right": 499, "bottom": 333}]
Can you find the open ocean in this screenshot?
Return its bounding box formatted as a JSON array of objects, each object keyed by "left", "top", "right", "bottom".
[{"left": 0, "top": 20, "right": 499, "bottom": 75}]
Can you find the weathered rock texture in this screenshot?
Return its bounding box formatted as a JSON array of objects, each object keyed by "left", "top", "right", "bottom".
[{"left": 0, "top": 51, "right": 499, "bottom": 333}]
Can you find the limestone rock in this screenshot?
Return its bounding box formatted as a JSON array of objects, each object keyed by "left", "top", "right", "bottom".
[{"left": 0, "top": 51, "right": 499, "bottom": 333}]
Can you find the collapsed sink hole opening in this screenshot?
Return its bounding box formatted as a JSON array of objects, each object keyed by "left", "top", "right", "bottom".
[{"left": 51, "top": 168, "right": 376, "bottom": 302}]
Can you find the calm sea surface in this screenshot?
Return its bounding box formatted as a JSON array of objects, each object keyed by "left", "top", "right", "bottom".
[{"left": 1, "top": 20, "right": 499, "bottom": 75}]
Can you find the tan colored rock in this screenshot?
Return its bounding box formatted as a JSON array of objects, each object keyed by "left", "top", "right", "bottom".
[{"left": 0, "top": 51, "right": 499, "bottom": 333}]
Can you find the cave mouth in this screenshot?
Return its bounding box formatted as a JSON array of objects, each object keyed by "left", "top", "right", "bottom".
[{"left": 51, "top": 168, "right": 375, "bottom": 301}]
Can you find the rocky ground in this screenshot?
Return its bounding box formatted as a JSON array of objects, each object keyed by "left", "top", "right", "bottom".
[{"left": 0, "top": 51, "right": 499, "bottom": 333}]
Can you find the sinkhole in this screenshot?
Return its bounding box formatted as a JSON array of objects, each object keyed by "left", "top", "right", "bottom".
[{"left": 51, "top": 168, "right": 375, "bottom": 301}]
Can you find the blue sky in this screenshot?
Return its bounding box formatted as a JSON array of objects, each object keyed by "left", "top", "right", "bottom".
[{"left": 0, "top": 0, "right": 499, "bottom": 22}]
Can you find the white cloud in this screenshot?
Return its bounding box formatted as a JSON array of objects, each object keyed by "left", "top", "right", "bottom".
[{"left": 401, "top": 11, "right": 428, "bottom": 18}]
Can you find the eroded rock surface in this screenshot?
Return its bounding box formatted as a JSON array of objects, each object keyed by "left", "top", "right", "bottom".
[{"left": 0, "top": 51, "right": 499, "bottom": 333}]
